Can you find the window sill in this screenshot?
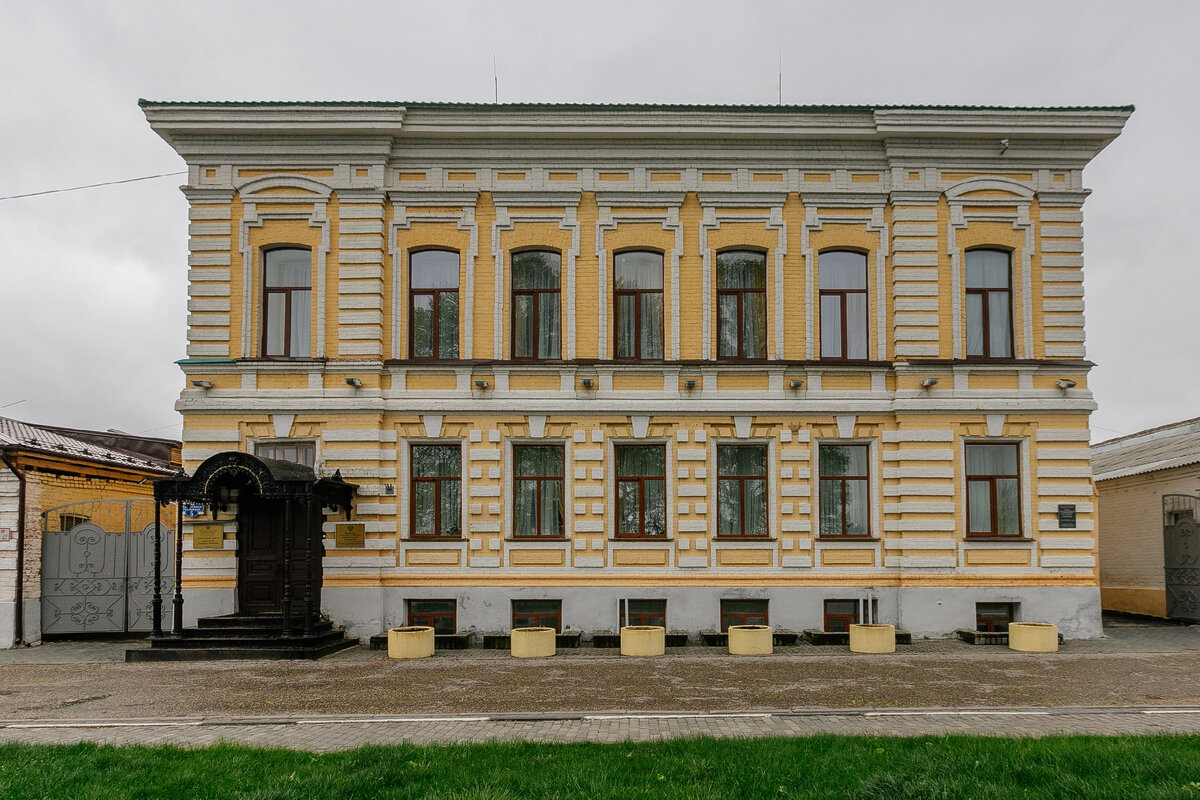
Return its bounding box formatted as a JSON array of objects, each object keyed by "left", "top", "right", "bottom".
[
  {"left": 611, "top": 535, "right": 670, "bottom": 542},
  {"left": 406, "top": 537, "right": 466, "bottom": 542},
  {"left": 963, "top": 536, "right": 1029, "bottom": 542},
  {"left": 507, "top": 536, "right": 568, "bottom": 542},
  {"left": 815, "top": 536, "right": 879, "bottom": 542},
  {"left": 713, "top": 536, "right": 773, "bottom": 542}
]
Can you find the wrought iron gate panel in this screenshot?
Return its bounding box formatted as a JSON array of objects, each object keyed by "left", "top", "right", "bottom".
[
  {"left": 1164, "top": 494, "right": 1200, "bottom": 620},
  {"left": 41, "top": 500, "right": 174, "bottom": 635}
]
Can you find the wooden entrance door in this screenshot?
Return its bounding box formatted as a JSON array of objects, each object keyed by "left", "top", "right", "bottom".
[{"left": 237, "top": 498, "right": 324, "bottom": 616}]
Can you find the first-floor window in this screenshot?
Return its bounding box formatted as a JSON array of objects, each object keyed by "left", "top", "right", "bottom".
[
  {"left": 256, "top": 441, "right": 316, "bottom": 468},
  {"left": 823, "top": 598, "right": 878, "bottom": 632},
  {"left": 407, "top": 599, "right": 456, "bottom": 634},
  {"left": 512, "top": 599, "right": 562, "bottom": 632},
  {"left": 966, "top": 443, "right": 1021, "bottom": 537},
  {"left": 513, "top": 445, "right": 564, "bottom": 537},
  {"left": 717, "top": 444, "right": 767, "bottom": 537},
  {"left": 621, "top": 598, "right": 666, "bottom": 628},
  {"left": 976, "top": 602, "right": 1016, "bottom": 633},
  {"left": 819, "top": 444, "right": 870, "bottom": 537},
  {"left": 411, "top": 444, "right": 462, "bottom": 538},
  {"left": 720, "top": 599, "right": 768, "bottom": 632},
  {"left": 616, "top": 444, "right": 666, "bottom": 537}
]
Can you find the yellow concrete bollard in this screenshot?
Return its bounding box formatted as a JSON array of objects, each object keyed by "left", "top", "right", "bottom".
[
  {"left": 727, "top": 624, "right": 773, "bottom": 655},
  {"left": 510, "top": 626, "right": 556, "bottom": 658},
  {"left": 387, "top": 626, "right": 435, "bottom": 659},
  {"left": 1008, "top": 622, "right": 1059, "bottom": 652},
  {"left": 849, "top": 623, "right": 896, "bottom": 653},
  {"left": 620, "top": 625, "right": 666, "bottom": 657}
]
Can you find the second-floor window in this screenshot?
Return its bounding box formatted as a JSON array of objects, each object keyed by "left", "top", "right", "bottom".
[
  {"left": 614, "top": 250, "right": 664, "bottom": 360},
  {"left": 513, "top": 444, "right": 564, "bottom": 537},
  {"left": 819, "top": 250, "right": 868, "bottom": 359},
  {"left": 616, "top": 444, "right": 666, "bottom": 537},
  {"left": 410, "top": 250, "right": 459, "bottom": 359},
  {"left": 512, "top": 250, "right": 561, "bottom": 360},
  {"left": 966, "top": 249, "right": 1013, "bottom": 359},
  {"left": 717, "top": 250, "right": 766, "bottom": 359},
  {"left": 411, "top": 444, "right": 462, "bottom": 538},
  {"left": 717, "top": 444, "right": 767, "bottom": 537},
  {"left": 262, "top": 248, "right": 312, "bottom": 358}
]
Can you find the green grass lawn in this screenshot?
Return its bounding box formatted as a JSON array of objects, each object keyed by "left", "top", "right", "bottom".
[{"left": 2, "top": 735, "right": 1200, "bottom": 799}]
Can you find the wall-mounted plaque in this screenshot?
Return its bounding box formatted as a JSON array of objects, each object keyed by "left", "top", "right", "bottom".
[
  {"left": 335, "top": 522, "right": 366, "bottom": 549},
  {"left": 191, "top": 522, "right": 225, "bottom": 549},
  {"left": 1057, "top": 504, "right": 1077, "bottom": 529}
]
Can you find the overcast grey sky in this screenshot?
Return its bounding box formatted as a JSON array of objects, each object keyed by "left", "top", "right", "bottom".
[{"left": 0, "top": 1, "right": 1195, "bottom": 444}]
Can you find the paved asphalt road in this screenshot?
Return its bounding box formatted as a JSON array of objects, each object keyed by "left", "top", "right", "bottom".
[{"left": 3, "top": 618, "right": 1200, "bottom": 749}]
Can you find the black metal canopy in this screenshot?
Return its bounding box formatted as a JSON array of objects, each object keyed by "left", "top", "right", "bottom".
[{"left": 153, "top": 451, "right": 356, "bottom": 514}]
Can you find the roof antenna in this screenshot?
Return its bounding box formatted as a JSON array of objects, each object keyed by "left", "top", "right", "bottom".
[
  {"left": 778, "top": 49, "right": 782, "bottom": 105},
  {"left": 493, "top": 53, "right": 498, "bottom": 103}
]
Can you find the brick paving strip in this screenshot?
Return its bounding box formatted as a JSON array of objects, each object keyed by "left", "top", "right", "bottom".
[{"left": 2, "top": 707, "right": 1200, "bottom": 750}]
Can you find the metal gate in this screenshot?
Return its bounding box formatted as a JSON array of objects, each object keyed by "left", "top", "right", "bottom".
[
  {"left": 41, "top": 499, "right": 174, "bottom": 635},
  {"left": 1163, "top": 494, "right": 1200, "bottom": 621}
]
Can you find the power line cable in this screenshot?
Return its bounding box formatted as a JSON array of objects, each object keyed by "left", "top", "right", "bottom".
[{"left": 0, "top": 171, "right": 186, "bottom": 202}]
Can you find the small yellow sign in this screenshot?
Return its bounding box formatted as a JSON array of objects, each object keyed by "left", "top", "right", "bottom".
[
  {"left": 191, "top": 522, "right": 225, "bottom": 550},
  {"left": 335, "top": 523, "right": 366, "bottom": 549}
]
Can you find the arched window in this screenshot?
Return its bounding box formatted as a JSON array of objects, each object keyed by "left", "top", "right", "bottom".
[
  {"left": 818, "top": 250, "right": 868, "bottom": 360},
  {"left": 512, "top": 250, "right": 561, "bottom": 360},
  {"left": 716, "top": 250, "right": 766, "bottom": 359},
  {"left": 409, "top": 249, "right": 459, "bottom": 359},
  {"left": 262, "top": 248, "right": 312, "bottom": 358},
  {"left": 965, "top": 249, "right": 1013, "bottom": 359},
  {"left": 614, "top": 250, "right": 664, "bottom": 360}
]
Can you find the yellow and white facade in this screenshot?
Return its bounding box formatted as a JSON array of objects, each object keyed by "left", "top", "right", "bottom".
[{"left": 143, "top": 101, "right": 1130, "bottom": 639}]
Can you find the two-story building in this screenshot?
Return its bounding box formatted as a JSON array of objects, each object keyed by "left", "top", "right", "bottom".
[{"left": 142, "top": 101, "right": 1130, "bottom": 640}]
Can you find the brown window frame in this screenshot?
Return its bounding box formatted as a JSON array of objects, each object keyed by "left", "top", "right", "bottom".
[
  {"left": 716, "top": 444, "right": 769, "bottom": 539},
  {"left": 621, "top": 598, "right": 667, "bottom": 628},
  {"left": 716, "top": 249, "right": 767, "bottom": 360},
  {"left": 512, "top": 444, "right": 565, "bottom": 538},
  {"left": 511, "top": 599, "right": 562, "bottom": 632},
  {"left": 818, "top": 444, "right": 872, "bottom": 539},
  {"left": 409, "top": 444, "right": 463, "bottom": 539},
  {"left": 406, "top": 599, "right": 457, "bottom": 634},
  {"left": 823, "top": 598, "right": 878, "bottom": 632},
  {"left": 965, "top": 248, "right": 1014, "bottom": 360},
  {"left": 256, "top": 441, "right": 316, "bottom": 468},
  {"left": 408, "top": 249, "right": 460, "bottom": 360},
  {"left": 965, "top": 442, "right": 1022, "bottom": 538},
  {"left": 613, "top": 249, "right": 665, "bottom": 361},
  {"left": 614, "top": 444, "right": 667, "bottom": 538},
  {"left": 719, "top": 598, "right": 768, "bottom": 632},
  {"left": 511, "top": 249, "right": 562, "bottom": 361},
  {"left": 818, "top": 249, "right": 869, "bottom": 361},
  {"left": 261, "top": 247, "right": 313, "bottom": 359},
  {"left": 976, "top": 602, "right": 1016, "bottom": 633}
]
